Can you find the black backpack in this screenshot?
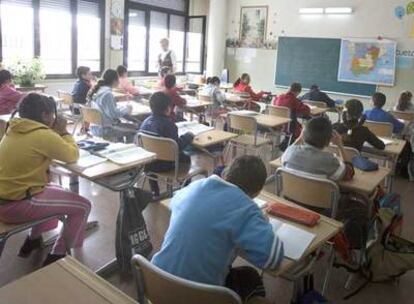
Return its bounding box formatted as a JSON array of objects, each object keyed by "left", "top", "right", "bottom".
[{"left": 115, "top": 187, "right": 153, "bottom": 273}]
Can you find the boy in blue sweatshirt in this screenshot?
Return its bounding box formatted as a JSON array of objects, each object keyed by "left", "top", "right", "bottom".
[
  {"left": 365, "top": 92, "right": 404, "bottom": 134},
  {"left": 71, "top": 66, "right": 93, "bottom": 105},
  {"left": 152, "top": 156, "right": 284, "bottom": 301}
]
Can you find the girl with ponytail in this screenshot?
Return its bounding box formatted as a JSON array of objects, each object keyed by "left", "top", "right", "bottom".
[
  {"left": 233, "top": 73, "right": 268, "bottom": 102},
  {"left": 89, "top": 69, "right": 137, "bottom": 142},
  {"left": 333, "top": 99, "right": 385, "bottom": 151}
]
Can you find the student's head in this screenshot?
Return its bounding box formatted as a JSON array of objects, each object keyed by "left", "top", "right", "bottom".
[
  {"left": 17, "top": 93, "right": 57, "bottom": 127},
  {"left": 310, "top": 84, "right": 319, "bottom": 91},
  {"left": 303, "top": 116, "right": 332, "bottom": 149},
  {"left": 160, "top": 38, "right": 170, "bottom": 52},
  {"left": 0, "top": 69, "right": 13, "bottom": 86},
  {"left": 289, "top": 82, "right": 302, "bottom": 96},
  {"left": 343, "top": 99, "right": 364, "bottom": 129},
  {"left": 233, "top": 73, "right": 250, "bottom": 87},
  {"left": 224, "top": 155, "right": 267, "bottom": 198},
  {"left": 206, "top": 76, "right": 221, "bottom": 87},
  {"left": 116, "top": 65, "right": 128, "bottom": 78},
  {"left": 149, "top": 92, "right": 171, "bottom": 116},
  {"left": 76, "top": 66, "right": 92, "bottom": 81},
  {"left": 397, "top": 91, "right": 413, "bottom": 111},
  {"left": 164, "top": 74, "right": 176, "bottom": 89},
  {"left": 372, "top": 92, "right": 386, "bottom": 108},
  {"left": 89, "top": 69, "right": 119, "bottom": 98}
]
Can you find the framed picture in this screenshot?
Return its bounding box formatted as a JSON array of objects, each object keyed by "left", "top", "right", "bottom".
[{"left": 239, "top": 6, "right": 268, "bottom": 48}]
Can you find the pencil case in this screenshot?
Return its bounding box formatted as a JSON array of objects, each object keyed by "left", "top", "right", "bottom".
[{"left": 267, "top": 202, "right": 320, "bottom": 227}]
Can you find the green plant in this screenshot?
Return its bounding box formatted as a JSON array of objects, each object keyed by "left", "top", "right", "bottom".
[{"left": 5, "top": 58, "right": 45, "bottom": 87}]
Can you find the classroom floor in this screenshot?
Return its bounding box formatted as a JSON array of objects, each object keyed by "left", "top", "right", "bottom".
[{"left": 1, "top": 151, "right": 414, "bottom": 304}]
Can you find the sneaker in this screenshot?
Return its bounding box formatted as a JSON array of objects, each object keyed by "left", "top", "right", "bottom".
[
  {"left": 18, "top": 236, "right": 43, "bottom": 258},
  {"left": 43, "top": 253, "right": 66, "bottom": 267}
]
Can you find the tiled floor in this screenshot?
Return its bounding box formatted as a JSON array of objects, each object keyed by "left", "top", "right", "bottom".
[{"left": 1, "top": 151, "right": 414, "bottom": 304}]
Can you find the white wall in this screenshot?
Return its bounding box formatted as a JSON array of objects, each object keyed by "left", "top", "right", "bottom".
[{"left": 224, "top": 0, "right": 414, "bottom": 107}]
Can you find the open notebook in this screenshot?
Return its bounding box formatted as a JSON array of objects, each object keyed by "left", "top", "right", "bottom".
[
  {"left": 76, "top": 150, "right": 107, "bottom": 169},
  {"left": 363, "top": 137, "right": 394, "bottom": 148},
  {"left": 270, "top": 218, "right": 316, "bottom": 260},
  {"left": 176, "top": 121, "right": 214, "bottom": 137},
  {"left": 95, "top": 143, "right": 155, "bottom": 165}
]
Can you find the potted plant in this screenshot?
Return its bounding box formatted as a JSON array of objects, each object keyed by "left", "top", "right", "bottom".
[{"left": 6, "top": 58, "right": 45, "bottom": 87}]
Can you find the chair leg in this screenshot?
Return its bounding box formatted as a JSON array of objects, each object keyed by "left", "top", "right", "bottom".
[
  {"left": 322, "top": 244, "right": 335, "bottom": 295},
  {"left": 0, "top": 237, "right": 6, "bottom": 257},
  {"left": 60, "top": 216, "right": 72, "bottom": 256}
]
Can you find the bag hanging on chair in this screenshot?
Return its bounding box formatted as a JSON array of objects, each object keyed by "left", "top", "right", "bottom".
[{"left": 115, "top": 187, "right": 153, "bottom": 273}]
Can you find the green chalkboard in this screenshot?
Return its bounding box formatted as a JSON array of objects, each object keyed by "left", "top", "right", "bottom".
[{"left": 275, "top": 37, "right": 377, "bottom": 97}]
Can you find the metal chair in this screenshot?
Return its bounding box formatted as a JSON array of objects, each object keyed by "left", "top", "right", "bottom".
[
  {"left": 275, "top": 167, "right": 340, "bottom": 295},
  {"left": 132, "top": 254, "right": 241, "bottom": 304},
  {"left": 267, "top": 105, "right": 293, "bottom": 150},
  {"left": 389, "top": 110, "right": 414, "bottom": 122},
  {"left": 138, "top": 133, "right": 208, "bottom": 196},
  {"left": 364, "top": 120, "right": 393, "bottom": 138},
  {"left": 326, "top": 145, "right": 360, "bottom": 160},
  {"left": 56, "top": 90, "right": 81, "bottom": 135}
]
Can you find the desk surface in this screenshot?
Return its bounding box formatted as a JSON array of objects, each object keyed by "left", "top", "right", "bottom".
[
  {"left": 113, "top": 91, "right": 129, "bottom": 101},
  {"left": 159, "top": 191, "right": 342, "bottom": 277},
  {"left": 362, "top": 137, "right": 406, "bottom": 157},
  {"left": 15, "top": 84, "right": 47, "bottom": 92},
  {"left": 269, "top": 158, "right": 390, "bottom": 195},
  {"left": 193, "top": 129, "right": 238, "bottom": 148},
  {"left": 0, "top": 256, "right": 137, "bottom": 304},
  {"left": 184, "top": 99, "right": 214, "bottom": 109},
  {"left": 255, "top": 114, "right": 291, "bottom": 128},
  {"left": 309, "top": 106, "right": 329, "bottom": 116},
  {"left": 117, "top": 101, "right": 151, "bottom": 116}
]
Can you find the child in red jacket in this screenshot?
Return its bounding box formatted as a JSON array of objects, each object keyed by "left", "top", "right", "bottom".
[
  {"left": 273, "top": 82, "right": 310, "bottom": 139},
  {"left": 233, "top": 73, "right": 266, "bottom": 102},
  {"left": 164, "top": 74, "right": 186, "bottom": 122}
]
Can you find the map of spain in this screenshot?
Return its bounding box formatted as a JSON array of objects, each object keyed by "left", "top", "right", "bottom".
[{"left": 338, "top": 38, "right": 397, "bottom": 86}]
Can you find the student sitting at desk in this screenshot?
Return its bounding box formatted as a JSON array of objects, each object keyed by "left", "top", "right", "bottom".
[
  {"left": 300, "top": 84, "right": 335, "bottom": 108},
  {"left": 163, "top": 74, "right": 186, "bottom": 122},
  {"left": 364, "top": 92, "right": 404, "bottom": 134},
  {"left": 139, "top": 92, "right": 193, "bottom": 197},
  {"left": 395, "top": 91, "right": 413, "bottom": 112},
  {"left": 0, "top": 93, "right": 91, "bottom": 266},
  {"left": 116, "top": 65, "right": 140, "bottom": 97},
  {"left": 233, "top": 73, "right": 266, "bottom": 102},
  {"left": 273, "top": 82, "right": 311, "bottom": 139},
  {"left": 71, "top": 66, "right": 93, "bottom": 105},
  {"left": 201, "top": 76, "right": 227, "bottom": 115},
  {"left": 152, "top": 156, "right": 283, "bottom": 302},
  {"left": 89, "top": 69, "right": 137, "bottom": 142},
  {"left": 0, "top": 69, "right": 24, "bottom": 115},
  {"left": 333, "top": 99, "right": 385, "bottom": 151}
]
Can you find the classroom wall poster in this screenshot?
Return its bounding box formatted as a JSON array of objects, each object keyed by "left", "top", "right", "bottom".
[{"left": 110, "top": 0, "right": 124, "bottom": 50}]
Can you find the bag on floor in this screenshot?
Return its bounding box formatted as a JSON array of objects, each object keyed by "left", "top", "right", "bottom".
[
  {"left": 379, "top": 192, "right": 401, "bottom": 215},
  {"left": 116, "top": 187, "right": 153, "bottom": 273},
  {"left": 294, "top": 274, "right": 330, "bottom": 304}
]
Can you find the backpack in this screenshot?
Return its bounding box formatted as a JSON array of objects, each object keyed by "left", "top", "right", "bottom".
[
  {"left": 379, "top": 192, "right": 401, "bottom": 215},
  {"left": 293, "top": 274, "right": 330, "bottom": 304},
  {"left": 115, "top": 187, "right": 153, "bottom": 273}
]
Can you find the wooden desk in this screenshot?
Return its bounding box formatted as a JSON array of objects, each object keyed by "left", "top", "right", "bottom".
[
  {"left": 309, "top": 106, "right": 329, "bottom": 116},
  {"left": 183, "top": 99, "right": 214, "bottom": 109},
  {"left": 113, "top": 91, "right": 129, "bottom": 102},
  {"left": 255, "top": 114, "right": 291, "bottom": 128},
  {"left": 15, "top": 84, "right": 47, "bottom": 93},
  {"left": 0, "top": 256, "right": 137, "bottom": 304},
  {"left": 159, "top": 191, "right": 342, "bottom": 277},
  {"left": 136, "top": 86, "right": 157, "bottom": 96},
  {"left": 363, "top": 138, "right": 406, "bottom": 157},
  {"left": 117, "top": 101, "right": 151, "bottom": 117},
  {"left": 193, "top": 129, "right": 238, "bottom": 149},
  {"left": 269, "top": 158, "right": 390, "bottom": 195}
]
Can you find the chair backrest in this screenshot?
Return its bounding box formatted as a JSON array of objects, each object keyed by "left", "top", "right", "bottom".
[
  {"left": 326, "top": 145, "right": 360, "bottom": 160},
  {"left": 275, "top": 167, "right": 340, "bottom": 218},
  {"left": 267, "top": 105, "right": 290, "bottom": 118},
  {"left": 364, "top": 120, "right": 393, "bottom": 137},
  {"left": 198, "top": 94, "right": 212, "bottom": 102},
  {"left": 0, "top": 119, "right": 6, "bottom": 141},
  {"left": 57, "top": 90, "right": 74, "bottom": 105},
  {"left": 389, "top": 110, "right": 414, "bottom": 122},
  {"left": 302, "top": 100, "right": 327, "bottom": 108},
  {"left": 132, "top": 255, "right": 241, "bottom": 304},
  {"left": 138, "top": 132, "right": 178, "bottom": 163},
  {"left": 228, "top": 114, "right": 257, "bottom": 135},
  {"left": 79, "top": 106, "right": 103, "bottom": 125}
]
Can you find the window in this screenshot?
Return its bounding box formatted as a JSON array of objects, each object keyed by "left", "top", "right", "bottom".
[
  {"left": 124, "top": 0, "right": 206, "bottom": 76},
  {"left": 0, "top": 0, "right": 105, "bottom": 77},
  {"left": 39, "top": 0, "right": 72, "bottom": 74},
  {"left": 127, "top": 9, "right": 147, "bottom": 71},
  {"left": 0, "top": 0, "right": 34, "bottom": 65},
  {"left": 77, "top": 0, "right": 102, "bottom": 71}
]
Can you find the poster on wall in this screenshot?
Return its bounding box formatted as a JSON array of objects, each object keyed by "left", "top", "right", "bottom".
[
  {"left": 111, "top": 0, "right": 124, "bottom": 50},
  {"left": 338, "top": 38, "right": 397, "bottom": 86},
  {"left": 239, "top": 6, "right": 268, "bottom": 48}
]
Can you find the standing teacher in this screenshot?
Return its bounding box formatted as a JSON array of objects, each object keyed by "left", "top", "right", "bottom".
[{"left": 158, "top": 38, "right": 177, "bottom": 75}]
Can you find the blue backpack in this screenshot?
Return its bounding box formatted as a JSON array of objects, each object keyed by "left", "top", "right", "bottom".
[{"left": 379, "top": 193, "right": 401, "bottom": 215}]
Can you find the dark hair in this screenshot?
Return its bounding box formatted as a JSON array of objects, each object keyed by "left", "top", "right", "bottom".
[
  {"left": 225, "top": 155, "right": 267, "bottom": 197},
  {"left": 164, "top": 74, "right": 176, "bottom": 89},
  {"left": 76, "top": 66, "right": 90, "bottom": 79},
  {"left": 397, "top": 91, "right": 413, "bottom": 111},
  {"left": 233, "top": 73, "right": 250, "bottom": 88},
  {"left": 304, "top": 116, "right": 332, "bottom": 149},
  {"left": 343, "top": 99, "right": 365, "bottom": 131},
  {"left": 88, "top": 69, "right": 119, "bottom": 99},
  {"left": 372, "top": 92, "right": 386, "bottom": 108},
  {"left": 207, "top": 76, "right": 221, "bottom": 85},
  {"left": 310, "top": 84, "right": 319, "bottom": 91},
  {"left": 290, "top": 82, "right": 302, "bottom": 94},
  {"left": 16, "top": 93, "right": 56, "bottom": 125},
  {"left": 116, "top": 65, "right": 128, "bottom": 77},
  {"left": 0, "top": 69, "right": 13, "bottom": 86},
  {"left": 149, "top": 92, "right": 171, "bottom": 115}
]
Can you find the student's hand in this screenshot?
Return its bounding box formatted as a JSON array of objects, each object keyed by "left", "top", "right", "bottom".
[
  {"left": 331, "top": 130, "right": 343, "bottom": 146},
  {"left": 53, "top": 116, "right": 69, "bottom": 136}
]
